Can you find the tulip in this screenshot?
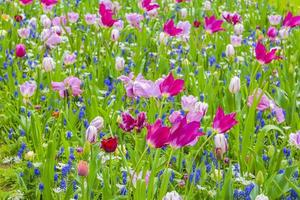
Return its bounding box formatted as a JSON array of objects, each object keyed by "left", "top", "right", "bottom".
[
  {"left": 101, "top": 137, "right": 118, "bottom": 153},
  {"left": 115, "top": 56, "right": 125, "bottom": 71},
  {"left": 222, "top": 11, "right": 241, "bottom": 25},
  {"left": 204, "top": 16, "right": 224, "bottom": 34},
  {"left": 20, "top": 81, "right": 37, "bottom": 100},
  {"left": 111, "top": 29, "right": 120, "bottom": 41},
  {"left": 168, "top": 117, "right": 203, "bottom": 148},
  {"left": 146, "top": 119, "right": 170, "bottom": 148},
  {"left": 90, "top": 116, "right": 104, "bottom": 131},
  {"left": 99, "top": 3, "right": 117, "bottom": 27},
  {"left": 180, "top": 8, "right": 187, "bottom": 19},
  {"left": 51, "top": 76, "right": 82, "bottom": 98},
  {"left": 126, "top": 13, "right": 144, "bottom": 30},
  {"left": 20, "top": 0, "right": 33, "bottom": 5},
  {"left": 214, "top": 134, "right": 228, "bottom": 160},
  {"left": 169, "top": 111, "right": 183, "bottom": 124},
  {"left": 234, "top": 23, "right": 244, "bottom": 35},
  {"left": 181, "top": 95, "right": 197, "bottom": 111},
  {"left": 230, "top": 35, "right": 242, "bottom": 47},
  {"left": 228, "top": 76, "right": 240, "bottom": 94},
  {"left": 203, "top": 1, "right": 211, "bottom": 11},
  {"left": 85, "top": 126, "right": 98, "bottom": 144},
  {"left": 255, "top": 42, "right": 281, "bottom": 65},
  {"left": 16, "top": 44, "right": 26, "bottom": 58},
  {"left": 247, "top": 88, "right": 270, "bottom": 111},
  {"left": 268, "top": 15, "right": 281, "bottom": 25},
  {"left": 18, "top": 28, "right": 30, "bottom": 38},
  {"left": 140, "top": 0, "right": 159, "bottom": 12},
  {"left": 163, "top": 19, "right": 183, "bottom": 36},
  {"left": 186, "top": 102, "right": 208, "bottom": 122},
  {"left": 43, "top": 57, "right": 55, "bottom": 72},
  {"left": 267, "top": 27, "right": 278, "bottom": 41},
  {"left": 41, "top": 0, "right": 58, "bottom": 6},
  {"left": 84, "top": 14, "right": 97, "bottom": 25},
  {"left": 63, "top": 53, "right": 77, "bottom": 65},
  {"left": 279, "top": 28, "right": 289, "bottom": 39},
  {"left": 255, "top": 194, "right": 269, "bottom": 200},
  {"left": 225, "top": 44, "right": 235, "bottom": 57},
  {"left": 77, "top": 161, "right": 89, "bottom": 177},
  {"left": 282, "top": 12, "right": 300, "bottom": 28},
  {"left": 159, "top": 72, "right": 184, "bottom": 97},
  {"left": 289, "top": 131, "right": 300, "bottom": 149},
  {"left": 193, "top": 20, "right": 201, "bottom": 28},
  {"left": 67, "top": 12, "right": 79, "bottom": 23},
  {"left": 213, "top": 107, "right": 238, "bottom": 134},
  {"left": 163, "top": 191, "right": 183, "bottom": 200}
]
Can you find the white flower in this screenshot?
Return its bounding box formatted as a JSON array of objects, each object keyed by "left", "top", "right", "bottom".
[
  {"left": 163, "top": 191, "right": 183, "bottom": 200},
  {"left": 255, "top": 194, "right": 269, "bottom": 200}
]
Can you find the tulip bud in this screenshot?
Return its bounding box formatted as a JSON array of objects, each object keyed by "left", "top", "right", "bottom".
[
  {"left": 234, "top": 23, "right": 244, "bottom": 35},
  {"left": 279, "top": 28, "right": 289, "bottom": 39},
  {"left": 230, "top": 35, "right": 242, "bottom": 47},
  {"left": 90, "top": 116, "right": 104, "bottom": 131},
  {"left": 85, "top": 125, "right": 98, "bottom": 144},
  {"left": 181, "top": 95, "right": 197, "bottom": 111},
  {"left": 16, "top": 44, "right": 26, "bottom": 58},
  {"left": 203, "top": 1, "right": 211, "bottom": 11},
  {"left": 77, "top": 160, "right": 89, "bottom": 176},
  {"left": 111, "top": 28, "right": 120, "bottom": 41},
  {"left": 101, "top": 137, "right": 118, "bottom": 153},
  {"left": 115, "top": 56, "right": 125, "bottom": 71},
  {"left": 180, "top": 8, "right": 188, "bottom": 19},
  {"left": 256, "top": 170, "right": 264, "bottom": 186},
  {"left": 229, "top": 76, "right": 240, "bottom": 94},
  {"left": 159, "top": 32, "right": 168, "bottom": 44},
  {"left": 225, "top": 44, "right": 235, "bottom": 57},
  {"left": 42, "top": 57, "right": 55, "bottom": 72},
  {"left": 41, "top": 15, "right": 52, "bottom": 28},
  {"left": 25, "top": 151, "right": 35, "bottom": 160},
  {"left": 193, "top": 20, "right": 201, "bottom": 28},
  {"left": 214, "top": 134, "right": 228, "bottom": 160},
  {"left": 267, "top": 145, "right": 275, "bottom": 158},
  {"left": 268, "top": 15, "right": 281, "bottom": 26}
]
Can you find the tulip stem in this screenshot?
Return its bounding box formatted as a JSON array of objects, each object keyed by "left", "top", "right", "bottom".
[
  {"left": 135, "top": 147, "right": 148, "bottom": 172},
  {"left": 166, "top": 148, "right": 174, "bottom": 168},
  {"left": 192, "top": 132, "right": 216, "bottom": 164}
]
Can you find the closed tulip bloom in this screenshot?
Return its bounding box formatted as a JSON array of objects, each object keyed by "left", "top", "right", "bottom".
[
  {"left": 180, "top": 8, "right": 188, "bottom": 19},
  {"left": 213, "top": 107, "right": 238, "bottom": 134},
  {"left": 225, "top": 44, "right": 235, "bottom": 57},
  {"left": 111, "top": 28, "right": 120, "bottom": 41},
  {"left": 20, "top": 0, "right": 33, "bottom": 5},
  {"left": 289, "top": 131, "right": 300, "bottom": 149},
  {"left": 169, "top": 111, "right": 183, "bottom": 124},
  {"left": 268, "top": 15, "right": 281, "bottom": 25},
  {"left": 279, "top": 28, "right": 289, "bottom": 39},
  {"left": 63, "top": 53, "right": 76, "bottom": 65},
  {"left": 77, "top": 161, "right": 89, "bottom": 177},
  {"left": 115, "top": 56, "right": 125, "bottom": 71},
  {"left": 67, "top": 12, "right": 79, "bottom": 23},
  {"left": 203, "top": 0, "right": 211, "bottom": 11},
  {"left": 101, "top": 137, "right": 118, "bottom": 153},
  {"left": 16, "top": 44, "right": 26, "bottom": 58},
  {"left": 267, "top": 27, "right": 278, "bottom": 41},
  {"left": 41, "top": 0, "right": 58, "bottom": 6},
  {"left": 163, "top": 191, "right": 183, "bottom": 200},
  {"left": 234, "top": 23, "right": 244, "bottom": 35},
  {"left": 84, "top": 14, "right": 97, "bottom": 25},
  {"left": 43, "top": 57, "right": 55, "bottom": 72},
  {"left": 186, "top": 102, "right": 208, "bottom": 122},
  {"left": 229, "top": 76, "right": 240, "bottom": 94},
  {"left": 85, "top": 126, "right": 98, "bottom": 144},
  {"left": 181, "top": 95, "right": 197, "bottom": 111},
  {"left": 214, "top": 134, "right": 228, "bottom": 160},
  {"left": 230, "top": 35, "right": 242, "bottom": 47},
  {"left": 90, "top": 116, "right": 104, "bottom": 131},
  {"left": 126, "top": 13, "right": 144, "bottom": 30},
  {"left": 18, "top": 28, "right": 30, "bottom": 38}
]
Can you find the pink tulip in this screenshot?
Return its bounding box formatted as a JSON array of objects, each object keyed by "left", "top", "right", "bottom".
[
  {"left": 126, "top": 13, "right": 144, "bottom": 30},
  {"left": 267, "top": 27, "right": 278, "bottom": 41},
  {"left": 214, "top": 134, "right": 228, "bottom": 159},
  {"left": 268, "top": 15, "right": 281, "bottom": 25},
  {"left": 146, "top": 119, "right": 170, "bottom": 148},
  {"left": 163, "top": 19, "right": 183, "bottom": 36},
  {"left": 186, "top": 102, "right": 208, "bottom": 122},
  {"left": 204, "top": 15, "right": 224, "bottom": 34},
  {"left": 67, "top": 12, "right": 79, "bottom": 23},
  {"left": 181, "top": 95, "right": 197, "bottom": 111},
  {"left": 177, "top": 21, "right": 191, "bottom": 40},
  {"left": 141, "top": 0, "right": 159, "bottom": 12},
  {"left": 118, "top": 73, "right": 160, "bottom": 98},
  {"left": 18, "top": 28, "right": 30, "bottom": 39},
  {"left": 247, "top": 88, "right": 270, "bottom": 111},
  {"left": 84, "top": 14, "right": 97, "bottom": 25},
  {"left": 289, "top": 131, "right": 300, "bottom": 149},
  {"left": 51, "top": 76, "right": 82, "bottom": 98},
  {"left": 282, "top": 12, "right": 300, "bottom": 28},
  {"left": 20, "top": 0, "right": 33, "bottom": 5},
  {"left": 159, "top": 73, "right": 184, "bottom": 97},
  {"left": 169, "top": 117, "right": 204, "bottom": 148},
  {"left": 16, "top": 44, "right": 26, "bottom": 58},
  {"left": 20, "top": 81, "right": 37, "bottom": 99},
  {"left": 45, "top": 32, "right": 62, "bottom": 48},
  {"left": 63, "top": 52, "right": 76, "bottom": 65},
  {"left": 119, "top": 112, "right": 147, "bottom": 132},
  {"left": 86, "top": 126, "right": 98, "bottom": 144},
  {"left": 41, "top": 0, "right": 58, "bottom": 6},
  {"left": 77, "top": 161, "right": 89, "bottom": 176},
  {"left": 255, "top": 42, "right": 281, "bottom": 64},
  {"left": 212, "top": 107, "right": 238, "bottom": 134},
  {"left": 222, "top": 11, "right": 241, "bottom": 25},
  {"left": 99, "top": 3, "right": 117, "bottom": 27},
  {"left": 169, "top": 111, "right": 183, "bottom": 124}
]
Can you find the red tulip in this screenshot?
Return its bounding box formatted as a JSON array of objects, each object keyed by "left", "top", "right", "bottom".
[
  {"left": 101, "top": 137, "right": 118, "bottom": 153},
  {"left": 14, "top": 15, "right": 23, "bottom": 22}
]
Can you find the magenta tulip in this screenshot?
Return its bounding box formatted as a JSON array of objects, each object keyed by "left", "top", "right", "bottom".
[{"left": 212, "top": 107, "right": 238, "bottom": 134}]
